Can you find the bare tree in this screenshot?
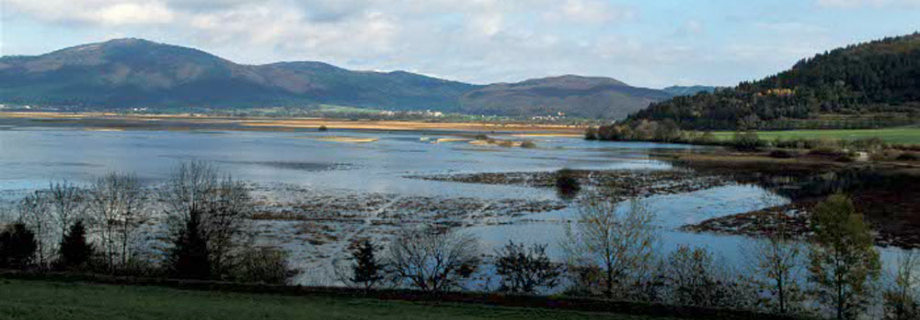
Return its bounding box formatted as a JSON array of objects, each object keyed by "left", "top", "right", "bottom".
[
  {"left": 494, "top": 241, "right": 561, "bottom": 294},
  {"left": 562, "top": 197, "right": 657, "bottom": 298},
  {"left": 884, "top": 250, "right": 920, "bottom": 320},
  {"left": 160, "top": 161, "right": 253, "bottom": 276},
  {"left": 17, "top": 191, "right": 51, "bottom": 268},
  {"left": 87, "top": 173, "right": 147, "bottom": 272},
  {"left": 745, "top": 221, "right": 805, "bottom": 314},
  {"left": 47, "top": 181, "right": 84, "bottom": 242},
  {"left": 665, "top": 245, "right": 753, "bottom": 308},
  {"left": 387, "top": 225, "right": 479, "bottom": 293}
]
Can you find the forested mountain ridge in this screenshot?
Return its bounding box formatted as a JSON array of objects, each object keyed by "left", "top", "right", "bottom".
[
  {"left": 459, "top": 75, "right": 672, "bottom": 119},
  {"left": 630, "top": 33, "right": 920, "bottom": 130},
  {"left": 0, "top": 38, "right": 672, "bottom": 119},
  {"left": 0, "top": 39, "right": 478, "bottom": 111}
]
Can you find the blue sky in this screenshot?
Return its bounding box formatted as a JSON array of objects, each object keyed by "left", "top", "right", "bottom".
[{"left": 2, "top": 0, "right": 920, "bottom": 88}]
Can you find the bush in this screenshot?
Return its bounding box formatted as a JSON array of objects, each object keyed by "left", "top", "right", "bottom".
[
  {"left": 318, "top": 125, "right": 328, "bottom": 132},
  {"left": 769, "top": 150, "right": 796, "bottom": 159},
  {"left": 897, "top": 152, "right": 920, "bottom": 161},
  {"left": 495, "top": 241, "right": 561, "bottom": 294},
  {"left": 731, "top": 131, "right": 764, "bottom": 151},
  {"left": 229, "top": 246, "right": 292, "bottom": 285},
  {"left": 554, "top": 169, "right": 581, "bottom": 200},
  {"left": 0, "top": 223, "right": 37, "bottom": 269},
  {"left": 520, "top": 141, "right": 537, "bottom": 149},
  {"left": 584, "top": 127, "right": 598, "bottom": 140},
  {"left": 387, "top": 225, "right": 479, "bottom": 293}
]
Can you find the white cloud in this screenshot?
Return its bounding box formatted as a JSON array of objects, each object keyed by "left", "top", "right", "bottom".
[
  {"left": 7, "top": 0, "right": 175, "bottom": 26},
  {"left": 544, "top": 0, "right": 635, "bottom": 24}
]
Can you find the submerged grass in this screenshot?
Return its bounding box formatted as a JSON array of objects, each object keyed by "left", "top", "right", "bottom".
[{"left": 0, "top": 279, "right": 671, "bottom": 320}]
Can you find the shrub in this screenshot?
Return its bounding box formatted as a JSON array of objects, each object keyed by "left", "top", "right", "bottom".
[
  {"left": 897, "top": 153, "right": 920, "bottom": 161},
  {"left": 732, "top": 131, "right": 764, "bottom": 151},
  {"left": 769, "top": 150, "right": 796, "bottom": 159},
  {"left": 584, "top": 127, "right": 598, "bottom": 140},
  {"left": 387, "top": 225, "right": 479, "bottom": 293},
  {"left": 664, "top": 245, "right": 750, "bottom": 308},
  {"left": 0, "top": 223, "right": 37, "bottom": 269},
  {"left": 230, "top": 246, "right": 292, "bottom": 285},
  {"left": 520, "top": 141, "right": 537, "bottom": 149},
  {"left": 554, "top": 169, "right": 581, "bottom": 200},
  {"left": 318, "top": 125, "right": 328, "bottom": 132},
  {"left": 494, "top": 241, "right": 561, "bottom": 294}
]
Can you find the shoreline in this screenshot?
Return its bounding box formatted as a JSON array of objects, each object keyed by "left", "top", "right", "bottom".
[{"left": 0, "top": 111, "right": 586, "bottom": 134}]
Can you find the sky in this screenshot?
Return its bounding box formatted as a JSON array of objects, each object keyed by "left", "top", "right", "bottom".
[{"left": 2, "top": 0, "right": 920, "bottom": 88}]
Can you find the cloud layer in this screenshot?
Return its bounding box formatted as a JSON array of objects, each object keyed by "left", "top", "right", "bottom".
[{"left": 3, "top": 0, "right": 920, "bottom": 87}]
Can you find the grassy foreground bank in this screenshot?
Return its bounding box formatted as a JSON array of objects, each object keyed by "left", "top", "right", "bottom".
[
  {"left": 0, "top": 279, "right": 671, "bottom": 320},
  {"left": 711, "top": 127, "right": 920, "bottom": 144}
]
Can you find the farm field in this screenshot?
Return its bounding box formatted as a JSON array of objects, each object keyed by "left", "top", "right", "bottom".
[{"left": 711, "top": 127, "right": 920, "bottom": 144}]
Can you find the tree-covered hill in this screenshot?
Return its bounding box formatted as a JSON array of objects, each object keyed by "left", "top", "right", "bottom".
[
  {"left": 630, "top": 33, "right": 920, "bottom": 130},
  {"left": 0, "top": 38, "right": 672, "bottom": 119}
]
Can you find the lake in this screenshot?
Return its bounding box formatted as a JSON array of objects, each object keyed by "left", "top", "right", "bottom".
[{"left": 0, "top": 126, "right": 909, "bottom": 286}]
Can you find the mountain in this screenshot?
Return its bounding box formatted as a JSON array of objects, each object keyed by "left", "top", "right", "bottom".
[
  {"left": 662, "top": 85, "right": 716, "bottom": 97},
  {"left": 0, "top": 38, "right": 478, "bottom": 111},
  {"left": 459, "top": 75, "right": 672, "bottom": 119},
  {"left": 0, "top": 38, "right": 670, "bottom": 118},
  {"left": 630, "top": 33, "right": 920, "bottom": 130}
]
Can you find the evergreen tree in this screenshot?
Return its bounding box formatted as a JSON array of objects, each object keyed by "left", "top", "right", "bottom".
[
  {"left": 169, "top": 209, "right": 211, "bottom": 279},
  {"left": 59, "top": 220, "right": 93, "bottom": 270},
  {"left": 350, "top": 239, "right": 385, "bottom": 291},
  {"left": 0, "top": 223, "right": 37, "bottom": 269}
]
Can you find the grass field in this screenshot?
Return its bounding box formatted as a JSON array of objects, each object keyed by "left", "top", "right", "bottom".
[
  {"left": 0, "top": 279, "right": 672, "bottom": 320},
  {"left": 711, "top": 127, "right": 920, "bottom": 144}
]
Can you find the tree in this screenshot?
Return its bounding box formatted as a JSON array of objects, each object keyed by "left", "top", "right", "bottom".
[
  {"left": 160, "top": 161, "right": 252, "bottom": 277},
  {"left": 47, "top": 181, "right": 84, "bottom": 246},
  {"left": 17, "top": 192, "right": 51, "bottom": 268},
  {"left": 387, "top": 225, "right": 479, "bottom": 293},
  {"left": 563, "top": 198, "right": 657, "bottom": 298},
  {"left": 87, "top": 172, "right": 148, "bottom": 273},
  {"left": 665, "top": 245, "right": 749, "bottom": 308},
  {"left": 0, "top": 223, "right": 37, "bottom": 269},
  {"left": 808, "top": 194, "right": 880, "bottom": 320},
  {"left": 168, "top": 208, "right": 211, "bottom": 280},
  {"left": 883, "top": 250, "right": 920, "bottom": 320},
  {"left": 746, "top": 224, "right": 805, "bottom": 314},
  {"left": 349, "top": 239, "right": 386, "bottom": 291},
  {"left": 494, "top": 241, "right": 561, "bottom": 294},
  {"left": 58, "top": 220, "right": 93, "bottom": 270}
]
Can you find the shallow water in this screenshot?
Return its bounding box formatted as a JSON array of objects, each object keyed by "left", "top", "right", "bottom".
[{"left": 0, "top": 127, "right": 911, "bottom": 286}]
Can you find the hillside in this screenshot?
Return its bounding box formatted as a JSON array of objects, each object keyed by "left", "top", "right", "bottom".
[
  {"left": 0, "top": 39, "right": 670, "bottom": 119},
  {"left": 662, "top": 85, "right": 716, "bottom": 97},
  {"left": 459, "top": 75, "right": 672, "bottom": 119},
  {"left": 630, "top": 33, "right": 920, "bottom": 130},
  {"left": 0, "top": 39, "right": 477, "bottom": 112}
]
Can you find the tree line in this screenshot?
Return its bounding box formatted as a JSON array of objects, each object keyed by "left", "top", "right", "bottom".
[
  {"left": 0, "top": 163, "right": 918, "bottom": 319},
  {"left": 627, "top": 33, "right": 920, "bottom": 131}
]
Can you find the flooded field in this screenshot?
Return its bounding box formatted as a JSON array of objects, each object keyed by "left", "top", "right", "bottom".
[{"left": 0, "top": 126, "right": 911, "bottom": 286}]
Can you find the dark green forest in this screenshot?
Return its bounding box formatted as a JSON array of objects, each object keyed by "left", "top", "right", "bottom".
[{"left": 629, "top": 33, "right": 920, "bottom": 130}]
